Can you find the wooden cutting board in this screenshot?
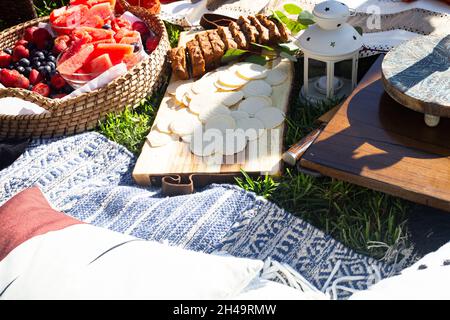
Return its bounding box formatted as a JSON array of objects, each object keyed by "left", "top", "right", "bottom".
[
  {"left": 133, "top": 31, "right": 294, "bottom": 186},
  {"left": 301, "top": 55, "right": 450, "bottom": 212}
]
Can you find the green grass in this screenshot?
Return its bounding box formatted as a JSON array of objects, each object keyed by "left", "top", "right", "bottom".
[{"left": 16, "top": 1, "right": 411, "bottom": 261}]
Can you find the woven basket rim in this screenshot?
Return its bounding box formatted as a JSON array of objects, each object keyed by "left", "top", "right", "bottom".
[{"left": 0, "top": 14, "right": 169, "bottom": 120}]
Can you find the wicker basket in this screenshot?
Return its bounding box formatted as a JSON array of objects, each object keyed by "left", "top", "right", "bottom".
[{"left": 0, "top": 0, "right": 171, "bottom": 139}]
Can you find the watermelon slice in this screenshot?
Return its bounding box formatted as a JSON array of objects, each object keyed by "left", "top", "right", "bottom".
[
  {"left": 88, "top": 53, "right": 113, "bottom": 74},
  {"left": 84, "top": 14, "right": 104, "bottom": 28},
  {"left": 114, "top": 28, "right": 137, "bottom": 43},
  {"left": 90, "top": 38, "right": 116, "bottom": 46},
  {"left": 92, "top": 43, "right": 134, "bottom": 64},
  {"left": 50, "top": 7, "right": 66, "bottom": 24},
  {"left": 57, "top": 44, "right": 95, "bottom": 75},
  {"left": 58, "top": 5, "right": 89, "bottom": 28},
  {"left": 120, "top": 36, "right": 141, "bottom": 45},
  {"left": 70, "top": 0, "right": 116, "bottom": 8},
  {"left": 111, "top": 17, "right": 132, "bottom": 32},
  {"left": 71, "top": 29, "right": 94, "bottom": 44},
  {"left": 88, "top": 2, "right": 113, "bottom": 20},
  {"left": 59, "top": 39, "right": 87, "bottom": 63},
  {"left": 75, "top": 26, "right": 115, "bottom": 42}
]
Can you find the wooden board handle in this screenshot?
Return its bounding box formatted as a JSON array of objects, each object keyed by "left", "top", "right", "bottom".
[{"left": 282, "top": 124, "right": 325, "bottom": 166}]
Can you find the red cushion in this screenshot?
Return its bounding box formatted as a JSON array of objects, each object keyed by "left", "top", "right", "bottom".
[{"left": 0, "top": 187, "right": 82, "bottom": 262}]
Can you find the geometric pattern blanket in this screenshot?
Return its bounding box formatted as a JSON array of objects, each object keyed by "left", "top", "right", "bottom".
[{"left": 0, "top": 132, "right": 398, "bottom": 299}]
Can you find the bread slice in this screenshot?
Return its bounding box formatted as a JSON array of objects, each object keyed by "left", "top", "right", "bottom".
[
  {"left": 195, "top": 32, "right": 215, "bottom": 71},
  {"left": 186, "top": 39, "right": 206, "bottom": 78},
  {"left": 248, "top": 15, "right": 270, "bottom": 44},
  {"left": 237, "top": 16, "right": 259, "bottom": 45},
  {"left": 207, "top": 30, "right": 225, "bottom": 66},
  {"left": 217, "top": 26, "right": 238, "bottom": 50},
  {"left": 169, "top": 47, "right": 189, "bottom": 80},
  {"left": 228, "top": 21, "right": 248, "bottom": 49},
  {"left": 256, "top": 14, "right": 281, "bottom": 44},
  {"left": 273, "top": 19, "right": 289, "bottom": 42}
]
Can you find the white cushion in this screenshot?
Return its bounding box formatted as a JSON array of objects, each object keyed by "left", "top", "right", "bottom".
[
  {"left": 0, "top": 224, "right": 263, "bottom": 300},
  {"left": 349, "top": 242, "right": 450, "bottom": 300},
  {"left": 235, "top": 279, "right": 328, "bottom": 300}
]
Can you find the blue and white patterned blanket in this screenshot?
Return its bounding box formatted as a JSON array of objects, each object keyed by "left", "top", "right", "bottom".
[{"left": 0, "top": 132, "right": 395, "bottom": 299}]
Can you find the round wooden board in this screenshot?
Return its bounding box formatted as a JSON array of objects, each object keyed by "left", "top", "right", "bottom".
[{"left": 382, "top": 34, "right": 450, "bottom": 118}]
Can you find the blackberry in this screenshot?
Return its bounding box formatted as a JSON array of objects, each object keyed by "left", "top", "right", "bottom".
[
  {"left": 102, "top": 24, "right": 111, "bottom": 30},
  {"left": 16, "top": 66, "right": 25, "bottom": 74},
  {"left": 3, "top": 48, "right": 12, "bottom": 55}
]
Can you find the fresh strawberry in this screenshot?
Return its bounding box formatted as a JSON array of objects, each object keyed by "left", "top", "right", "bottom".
[
  {"left": 50, "top": 74, "right": 66, "bottom": 89},
  {"left": 15, "top": 74, "right": 30, "bottom": 89},
  {"left": 145, "top": 33, "right": 159, "bottom": 53},
  {"left": 33, "top": 28, "right": 52, "bottom": 50},
  {"left": 29, "top": 69, "right": 43, "bottom": 85},
  {"left": 0, "top": 69, "right": 20, "bottom": 87},
  {"left": 24, "top": 26, "right": 38, "bottom": 42},
  {"left": 32, "top": 83, "right": 50, "bottom": 97},
  {"left": 0, "top": 51, "right": 12, "bottom": 68},
  {"left": 132, "top": 21, "right": 149, "bottom": 37},
  {"left": 12, "top": 45, "right": 29, "bottom": 62},
  {"left": 15, "top": 39, "right": 29, "bottom": 47}
]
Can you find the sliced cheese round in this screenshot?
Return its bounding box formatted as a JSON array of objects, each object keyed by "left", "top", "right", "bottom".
[
  {"left": 214, "top": 81, "right": 238, "bottom": 91},
  {"left": 189, "top": 94, "right": 217, "bottom": 114},
  {"left": 147, "top": 130, "right": 177, "bottom": 147},
  {"left": 213, "top": 91, "right": 244, "bottom": 106},
  {"left": 238, "top": 96, "right": 272, "bottom": 116},
  {"left": 230, "top": 110, "right": 250, "bottom": 121},
  {"left": 192, "top": 72, "right": 218, "bottom": 94},
  {"left": 169, "top": 109, "right": 202, "bottom": 135},
  {"left": 236, "top": 63, "right": 268, "bottom": 80},
  {"left": 167, "top": 80, "right": 193, "bottom": 95},
  {"left": 190, "top": 129, "right": 219, "bottom": 157},
  {"left": 236, "top": 118, "right": 265, "bottom": 141},
  {"left": 175, "top": 82, "right": 194, "bottom": 105},
  {"left": 255, "top": 107, "right": 285, "bottom": 129},
  {"left": 242, "top": 80, "right": 272, "bottom": 98},
  {"left": 265, "top": 69, "right": 288, "bottom": 86},
  {"left": 198, "top": 104, "right": 230, "bottom": 123},
  {"left": 218, "top": 71, "right": 248, "bottom": 88},
  {"left": 205, "top": 114, "right": 236, "bottom": 134},
  {"left": 216, "top": 130, "right": 247, "bottom": 156}
]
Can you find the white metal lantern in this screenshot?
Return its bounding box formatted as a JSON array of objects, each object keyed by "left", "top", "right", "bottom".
[{"left": 297, "top": 0, "right": 362, "bottom": 102}]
